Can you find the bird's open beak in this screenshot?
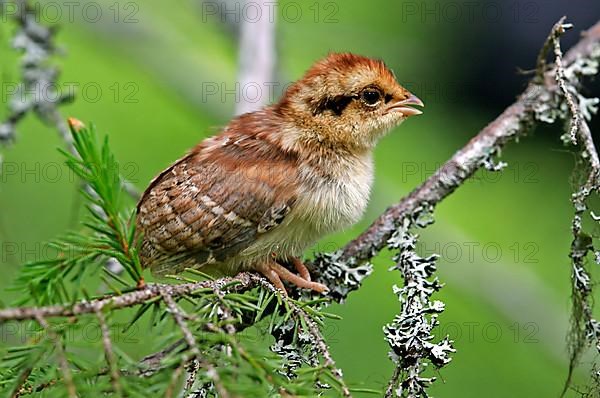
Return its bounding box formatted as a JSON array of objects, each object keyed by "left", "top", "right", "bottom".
[{"left": 386, "top": 94, "right": 424, "bottom": 116}]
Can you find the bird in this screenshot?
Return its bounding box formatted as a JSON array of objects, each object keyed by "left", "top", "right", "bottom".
[{"left": 135, "top": 53, "right": 424, "bottom": 294}]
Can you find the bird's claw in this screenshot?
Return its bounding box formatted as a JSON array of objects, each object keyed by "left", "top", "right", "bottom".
[{"left": 258, "top": 260, "right": 328, "bottom": 296}]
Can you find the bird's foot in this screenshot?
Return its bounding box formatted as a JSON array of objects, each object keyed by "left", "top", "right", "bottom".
[
  {"left": 257, "top": 260, "right": 328, "bottom": 296},
  {"left": 291, "top": 256, "right": 311, "bottom": 281}
]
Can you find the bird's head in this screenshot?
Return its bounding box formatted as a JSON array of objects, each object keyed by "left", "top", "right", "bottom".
[{"left": 275, "top": 53, "right": 423, "bottom": 152}]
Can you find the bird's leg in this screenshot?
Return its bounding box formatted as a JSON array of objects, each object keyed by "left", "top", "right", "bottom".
[
  {"left": 257, "top": 260, "right": 328, "bottom": 295},
  {"left": 290, "top": 257, "right": 311, "bottom": 281}
]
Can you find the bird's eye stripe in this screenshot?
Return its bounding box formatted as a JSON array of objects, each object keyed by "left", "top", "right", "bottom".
[{"left": 313, "top": 95, "right": 353, "bottom": 116}]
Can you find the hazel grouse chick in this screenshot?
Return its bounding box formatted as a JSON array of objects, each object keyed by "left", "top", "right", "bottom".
[{"left": 136, "top": 53, "right": 424, "bottom": 294}]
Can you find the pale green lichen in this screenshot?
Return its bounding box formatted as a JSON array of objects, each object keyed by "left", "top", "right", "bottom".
[{"left": 383, "top": 208, "right": 455, "bottom": 397}]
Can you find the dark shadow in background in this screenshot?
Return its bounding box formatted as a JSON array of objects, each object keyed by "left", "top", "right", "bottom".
[{"left": 465, "top": 0, "right": 600, "bottom": 138}]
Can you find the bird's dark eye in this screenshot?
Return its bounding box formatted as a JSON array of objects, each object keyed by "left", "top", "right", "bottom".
[{"left": 360, "top": 89, "right": 382, "bottom": 106}]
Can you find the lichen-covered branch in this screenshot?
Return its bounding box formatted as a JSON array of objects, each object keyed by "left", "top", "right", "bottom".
[
  {"left": 550, "top": 19, "right": 580, "bottom": 144},
  {"left": 383, "top": 210, "right": 455, "bottom": 397},
  {"left": 0, "top": 0, "right": 72, "bottom": 145},
  {"left": 564, "top": 109, "right": 600, "bottom": 397},
  {"left": 339, "top": 19, "right": 600, "bottom": 266},
  {"left": 564, "top": 118, "right": 600, "bottom": 396}
]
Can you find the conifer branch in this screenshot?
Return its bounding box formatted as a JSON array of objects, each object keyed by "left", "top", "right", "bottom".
[{"left": 0, "top": 275, "right": 254, "bottom": 322}]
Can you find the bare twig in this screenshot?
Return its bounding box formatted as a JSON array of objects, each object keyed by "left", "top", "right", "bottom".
[
  {"left": 138, "top": 339, "right": 185, "bottom": 376},
  {"left": 302, "top": 307, "right": 350, "bottom": 397},
  {"left": 161, "top": 291, "right": 201, "bottom": 358},
  {"left": 34, "top": 314, "right": 76, "bottom": 398},
  {"left": 534, "top": 16, "right": 581, "bottom": 146},
  {"left": 536, "top": 17, "right": 571, "bottom": 78},
  {"left": 95, "top": 309, "right": 122, "bottom": 397},
  {"left": 161, "top": 290, "right": 229, "bottom": 398},
  {"left": 551, "top": 20, "right": 580, "bottom": 145}
]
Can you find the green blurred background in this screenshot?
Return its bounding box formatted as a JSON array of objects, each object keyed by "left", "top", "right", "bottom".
[{"left": 1, "top": 0, "right": 600, "bottom": 396}]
